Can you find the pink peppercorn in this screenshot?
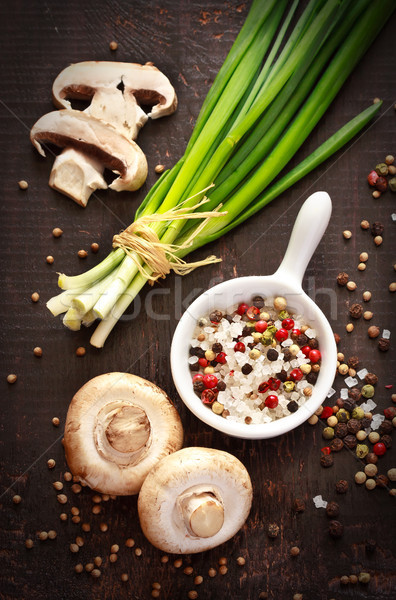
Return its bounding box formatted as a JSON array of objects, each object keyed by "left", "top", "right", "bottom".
[
  {"left": 234, "top": 342, "right": 246, "bottom": 353},
  {"left": 282, "top": 318, "right": 294, "bottom": 330},
  {"left": 203, "top": 374, "right": 218, "bottom": 389},
  {"left": 254, "top": 320, "right": 268, "bottom": 333},
  {"left": 290, "top": 368, "right": 303, "bottom": 382},
  {"left": 301, "top": 345, "right": 311, "bottom": 357},
  {"left": 367, "top": 170, "right": 379, "bottom": 186},
  {"left": 246, "top": 306, "right": 260, "bottom": 320},
  {"left": 321, "top": 406, "right": 333, "bottom": 419},
  {"left": 198, "top": 358, "right": 208, "bottom": 368},
  {"left": 216, "top": 352, "right": 227, "bottom": 364},
  {"left": 275, "top": 328, "right": 288, "bottom": 342},
  {"left": 192, "top": 374, "right": 204, "bottom": 383},
  {"left": 265, "top": 395, "right": 279, "bottom": 409},
  {"left": 309, "top": 349, "right": 321, "bottom": 363},
  {"left": 237, "top": 303, "right": 249, "bottom": 316},
  {"left": 373, "top": 442, "right": 386, "bottom": 456}
]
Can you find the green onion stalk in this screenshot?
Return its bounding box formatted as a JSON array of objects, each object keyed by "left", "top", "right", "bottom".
[{"left": 48, "top": 0, "right": 394, "bottom": 347}]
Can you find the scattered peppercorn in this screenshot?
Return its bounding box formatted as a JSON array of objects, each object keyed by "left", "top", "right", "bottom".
[
  {"left": 335, "top": 480, "right": 348, "bottom": 494},
  {"left": 325, "top": 501, "right": 340, "bottom": 518},
  {"left": 267, "top": 523, "right": 280, "bottom": 538},
  {"left": 337, "top": 272, "right": 349, "bottom": 286},
  {"left": 378, "top": 338, "right": 390, "bottom": 352},
  {"left": 329, "top": 520, "right": 344, "bottom": 538},
  {"left": 320, "top": 454, "right": 333, "bottom": 468},
  {"left": 349, "top": 303, "right": 363, "bottom": 319},
  {"left": 293, "top": 498, "right": 305, "bottom": 513}
]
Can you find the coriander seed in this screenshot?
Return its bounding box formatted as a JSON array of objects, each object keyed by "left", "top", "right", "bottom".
[
  {"left": 64, "top": 472, "right": 72, "bottom": 481},
  {"left": 364, "top": 464, "right": 377, "bottom": 477},
  {"left": 33, "top": 346, "right": 42, "bottom": 357},
  {"left": 52, "top": 417, "right": 60, "bottom": 426},
  {"left": 125, "top": 538, "right": 135, "bottom": 547},
  {"left": 346, "top": 281, "right": 357, "bottom": 291},
  {"left": 7, "top": 374, "right": 17, "bottom": 384},
  {"left": 154, "top": 164, "right": 165, "bottom": 174},
  {"left": 121, "top": 573, "right": 129, "bottom": 582},
  {"left": 219, "top": 565, "right": 228, "bottom": 575},
  {"left": 82, "top": 523, "right": 90, "bottom": 532},
  {"left": 359, "top": 252, "right": 368, "bottom": 262},
  {"left": 57, "top": 493, "right": 67, "bottom": 504},
  {"left": 70, "top": 543, "right": 79, "bottom": 553},
  {"left": 91, "top": 569, "right": 101, "bottom": 578},
  {"left": 365, "top": 478, "right": 376, "bottom": 490},
  {"left": 90, "top": 242, "right": 99, "bottom": 253},
  {"left": 75, "top": 563, "right": 83, "bottom": 573},
  {"left": 31, "top": 292, "right": 40, "bottom": 302},
  {"left": 135, "top": 547, "right": 142, "bottom": 556},
  {"left": 25, "top": 539, "right": 34, "bottom": 549},
  {"left": 363, "top": 311, "right": 373, "bottom": 320},
  {"left": 208, "top": 567, "right": 217, "bottom": 577},
  {"left": 354, "top": 471, "right": 366, "bottom": 484},
  {"left": 290, "top": 546, "right": 300, "bottom": 556},
  {"left": 12, "top": 494, "right": 22, "bottom": 504},
  {"left": 194, "top": 575, "right": 204, "bottom": 584},
  {"left": 358, "top": 262, "right": 366, "bottom": 271},
  {"left": 47, "top": 458, "right": 56, "bottom": 469},
  {"left": 236, "top": 556, "right": 246, "bottom": 566},
  {"left": 52, "top": 227, "right": 63, "bottom": 238},
  {"left": 48, "top": 530, "right": 57, "bottom": 539},
  {"left": 362, "top": 290, "right": 371, "bottom": 301},
  {"left": 343, "top": 230, "right": 352, "bottom": 239},
  {"left": 59, "top": 513, "right": 67, "bottom": 521},
  {"left": 359, "top": 572, "right": 371, "bottom": 584},
  {"left": 46, "top": 256, "right": 54, "bottom": 264},
  {"left": 53, "top": 481, "right": 63, "bottom": 491},
  {"left": 109, "top": 40, "right": 118, "bottom": 50},
  {"left": 361, "top": 220, "right": 370, "bottom": 229},
  {"left": 389, "top": 282, "right": 396, "bottom": 292},
  {"left": 346, "top": 323, "right": 354, "bottom": 333},
  {"left": 75, "top": 346, "right": 86, "bottom": 357},
  {"left": 77, "top": 249, "right": 88, "bottom": 259},
  {"left": 18, "top": 180, "right": 28, "bottom": 190},
  {"left": 374, "top": 235, "right": 382, "bottom": 246}
]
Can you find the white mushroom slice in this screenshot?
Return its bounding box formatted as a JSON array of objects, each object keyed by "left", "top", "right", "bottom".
[
  {"left": 30, "top": 110, "right": 148, "bottom": 192},
  {"left": 50, "top": 149, "right": 107, "bottom": 207},
  {"left": 63, "top": 373, "right": 183, "bottom": 495},
  {"left": 52, "top": 60, "right": 178, "bottom": 118},
  {"left": 138, "top": 447, "right": 252, "bottom": 554}
]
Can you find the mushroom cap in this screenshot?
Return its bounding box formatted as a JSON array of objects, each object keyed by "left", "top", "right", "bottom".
[
  {"left": 63, "top": 373, "right": 183, "bottom": 495},
  {"left": 30, "top": 110, "right": 148, "bottom": 192},
  {"left": 52, "top": 61, "right": 178, "bottom": 119},
  {"left": 138, "top": 447, "right": 252, "bottom": 554}
]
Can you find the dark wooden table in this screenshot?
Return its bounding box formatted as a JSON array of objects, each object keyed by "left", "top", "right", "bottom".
[{"left": 1, "top": 2, "right": 395, "bottom": 599}]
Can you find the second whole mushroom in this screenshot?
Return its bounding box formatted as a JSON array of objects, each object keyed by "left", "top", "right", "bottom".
[{"left": 32, "top": 61, "right": 178, "bottom": 206}]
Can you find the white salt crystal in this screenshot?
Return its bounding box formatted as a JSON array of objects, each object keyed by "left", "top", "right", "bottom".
[
  {"left": 360, "top": 399, "right": 377, "bottom": 412},
  {"left": 282, "top": 339, "right": 293, "bottom": 347},
  {"left": 382, "top": 329, "right": 391, "bottom": 339},
  {"left": 392, "top": 213, "right": 396, "bottom": 222},
  {"left": 291, "top": 392, "right": 300, "bottom": 401},
  {"left": 340, "top": 388, "right": 349, "bottom": 399},
  {"left": 232, "top": 314, "right": 242, "bottom": 322},
  {"left": 357, "top": 368, "right": 368, "bottom": 379},
  {"left": 345, "top": 376, "right": 358, "bottom": 388},
  {"left": 290, "top": 359, "right": 300, "bottom": 368},
  {"left": 371, "top": 416, "right": 385, "bottom": 431},
  {"left": 204, "top": 327, "right": 215, "bottom": 333},
  {"left": 327, "top": 387, "right": 336, "bottom": 398},
  {"left": 188, "top": 356, "right": 198, "bottom": 364},
  {"left": 313, "top": 495, "right": 328, "bottom": 509},
  {"left": 305, "top": 328, "right": 316, "bottom": 339}
]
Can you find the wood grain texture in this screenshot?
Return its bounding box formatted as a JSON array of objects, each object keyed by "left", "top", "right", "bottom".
[{"left": 0, "top": 1, "right": 395, "bottom": 599}]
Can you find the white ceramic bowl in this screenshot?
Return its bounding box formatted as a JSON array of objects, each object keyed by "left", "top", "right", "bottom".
[{"left": 171, "top": 192, "right": 337, "bottom": 439}]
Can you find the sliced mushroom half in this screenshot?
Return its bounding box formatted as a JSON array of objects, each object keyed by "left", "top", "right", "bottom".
[
  {"left": 138, "top": 447, "right": 253, "bottom": 553},
  {"left": 30, "top": 110, "right": 148, "bottom": 194},
  {"left": 52, "top": 60, "right": 178, "bottom": 119},
  {"left": 63, "top": 373, "right": 183, "bottom": 495}
]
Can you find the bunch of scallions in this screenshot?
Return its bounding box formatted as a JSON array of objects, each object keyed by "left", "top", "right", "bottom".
[{"left": 47, "top": 0, "right": 395, "bottom": 347}]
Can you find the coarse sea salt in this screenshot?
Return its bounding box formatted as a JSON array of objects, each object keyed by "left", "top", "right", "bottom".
[
  {"left": 360, "top": 399, "right": 377, "bottom": 412},
  {"left": 327, "top": 387, "right": 336, "bottom": 398},
  {"left": 357, "top": 368, "right": 368, "bottom": 380},
  {"left": 382, "top": 329, "right": 391, "bottom": 339},
  {"left": 340, "top": 388, "right": 349, "bottom": 399},
  {"left": 344, "top": 376, "right": 358, "bottom": 388},
  {"left": 305, "top": 328, "right": 316, "bottom": 339},
  {"left": 313, "top": 495, "right": 328, "bottom": 509},
  {"left": 371, "top": 414, "right": 385, "bottom": 430},
  {"left": 391, "top": 213, "right": 396, "bottom": 222}
]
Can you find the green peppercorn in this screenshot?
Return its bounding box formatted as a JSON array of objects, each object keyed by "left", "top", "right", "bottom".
[
  {"left": 262, "top": 331, "right": 274, "bottom": 346},
  {"left": 323, "top": 427, "right": 335, "bottom": 440},
  {"left": 361, "top": 384, "right": 375, "bottom": 399},
  {"left": 336, "top": 409, "right": 350, "bottom": 423},
  {"left": 283, "top": 381, "right": 295, "bottom": 393},
  {"left": 352, "top": 407, "right": 365, "bottom": 420},
  {"left": 278, "top": 310, "right": 290, "bottom": 319},
  {"left": 267, "top": 325, "right": 277, "bottom": 335},
  {"left": 375, "top": 163, "right": 389, "bottom": 176},
  {"left": 356, "top": 444, "right": 369, "bottom": 459},
  {"left": 389, "top": 177, "right": 396, "bottom": 192}
]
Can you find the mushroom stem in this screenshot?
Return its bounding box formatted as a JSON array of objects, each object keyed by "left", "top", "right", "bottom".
[{"left": 180, "top": 492, "right": 224, "bottom": 538}]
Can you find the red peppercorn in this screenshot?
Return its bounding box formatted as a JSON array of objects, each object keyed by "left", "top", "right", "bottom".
[
  {"left": 268, "top": 377, "right": 281, "bottom": 391},
  {"left": 203, "top": 374, "right": 218, "bottom": 389},
  {"left": 265, "top": 395, "right": 279, "bottom": 409},
  {"left": 258, "top": 382, "right": 270, "bottom": 394},
  {"left": 282, "top": 318, "right": 294, "bottom": 330},
  {"left": 376, "top": 176, "right": 388, "bottom": 192},
  {"left": 275, "top": 328, "right": 288, "bottom": 342},
  {"left": 301, "top": 345, "right": 311, "bottom": 357},
  {"left": 367, "top": 170, "right": 379, "bottom": 186},
  {"left": 237, "top": 303, "right": 249, "bottom": 316},
  {"left": 246, "top": 306, "right": 260, "bottom": 320},
  {"left": 234, "top": 342, "right": 246, "bottom": 353},
  {"left": 216, "top": 352, "right": 227, "bottom": 364},
  {"left": 384, "top": 406, "right": 396, "bottom": 420},
  {"left": 192, "top": 374, "right": 203, "bottom": 383},
  {"left": 309, "top": 349, "right": 321, "bottom": 363},
  {"left": 320, "top": 406, "right": 334, "bottom": 419},
  {"left": 254, "top": 320, "right": 268, "bottom": 333},
  {"left": 321, "top": 446, "right": 331, "bottom": 455},
  {"left": 201, "top": 389, "right": 217, "bottom": 405},
  {"left": 291, "top": 328, "right": 301, "bottom": 339},
  {"left": 373, "top": 442, "right": 386, "bottom": 456},
  {"left": 198, "top": 358, "right": 208, "bottom": 368},
  {"left": 289, "top": 368, "right": 303, "bottom": 382}
]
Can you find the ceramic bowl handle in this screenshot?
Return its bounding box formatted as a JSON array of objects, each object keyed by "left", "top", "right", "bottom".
[{"left": 274, "top": 191, "right": 332, "bottom": 288}]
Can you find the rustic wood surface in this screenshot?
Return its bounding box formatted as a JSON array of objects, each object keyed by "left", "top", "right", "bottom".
[{"left": 0, "top": 1, "right": 395, "bottom": 599}]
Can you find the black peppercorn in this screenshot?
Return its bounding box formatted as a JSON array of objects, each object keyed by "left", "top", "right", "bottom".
[
  {"left": 336, "top": 398, "right": 344, "bottom": 408},
  {"left": 307, "top": 372, "right": 318, "bottom": 385},
  {"left": 293, "top": 498, "right": 305, "bottom": 513},
  {"left": 193, "top": 381, "right": 205, "bottom": 394},
  {"left": 379, "top": 420, "right": 393, "bottom": 435},
  {"left": 242, "top": 363, "right": 253, "bottom": 375},
  {"left": 209, "top": 310, "right": 223, "bottom": 323},
  {"left": 365, "top": 539, "right": 377, "bottom": 554},
  {"left": 296, "top": 334, "right": 308, "bottom": 346},
  {"left": 328, "top": 520, "right": 344, "bottom": 538},
  {"left": 370, "top": 221, "right": 384, "bottom": 236},
  {"left": 378, "top": 337, "right": 390, "bottom": 352},
  {"left": 225, "top": 314, "right": 234, "bottom": 323},
  {"left": 348, "top": 388, "right": 362, "bottom": 402},
  {"left": 277, "top": 370, "right": 288, "bottom": 382},
  {"left": 282, "top": 349, "right": 292, "bottom": 362},
  {"left": 242, "top": 325, "right": 252, "bottom": 337},
  {"left": 267, "top": 523, "right": 280, "bottom": 538},
  {"left": 347, "top": 356, "right": 359, "bottom": 368},
  {"left": 287, "top": 401, "right": 299, "bottom": 413},
  {"left": 190, "top": 346, "right": 204, "bottom": 357},
  {"left": 347, "top": 419, "right": 361, "bottom": 434},
  {"left": 342, "top": 398, "right": 356, "bottom": 413},
  {"left": 361, "top": 417, "right": 372, "bottom": 428},
  {"left": 334, "top": 423, "right": 348, "bottom": 438},
  {"left": 335, "top": 480, "right": 349, "bottom": 494},
  {"left": 212, "top": 342, "right": 223, "bottom": 353},
  {"left": 337, "top": 272, "right": 349, "bottom": 286},
  {"left": 330, "top": 438, "right": 344, "bottom": 452},
  {"left": 325, "top": 501, "right": 340, "bottom": 518},
  {"left": 252, "top": 295, "right": 265, "bottom": 309},
  {"left": 217, "top": 381, "right": 226, "bottom": 392},
  {"left": 379, "top": 434, "right": 392, "bottom": 449},
  {"left": 267, "top": 349, "right": 279, "bottom": 361},
  {"left": 349, "top": 303, "right": 363, "bottom": 319},
  {"left": 343, "top": 435, "right": 357, "bottom": 449},
  {"left": 189, "top": 363, "right": 200, "bottom": 372},
  {"left": 364, "top": 372, "right": 378, "bottom": 386},
  {"left": 375, "top": 474, "right": 389, "bottom": 488},
  {"left": 308, "top": 338, "right": 319, "bottom": 349},
  {"left": 365, "top": 452, "right": 378, "bottom": 465},
  {"left": 320, "top": 454, "right": 334, "bottom": 468},
  {"left": 375, "top": 177, "right": 388, "bottom": 192}
]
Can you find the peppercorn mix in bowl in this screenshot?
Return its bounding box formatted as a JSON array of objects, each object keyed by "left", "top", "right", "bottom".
[{"left": 171, "top": 192, "right": 337, "bottom": 439}]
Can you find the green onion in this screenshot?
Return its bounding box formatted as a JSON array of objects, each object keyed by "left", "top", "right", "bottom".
[{"left": 48, "top": 0, "right": 395, "bottom": 347}]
